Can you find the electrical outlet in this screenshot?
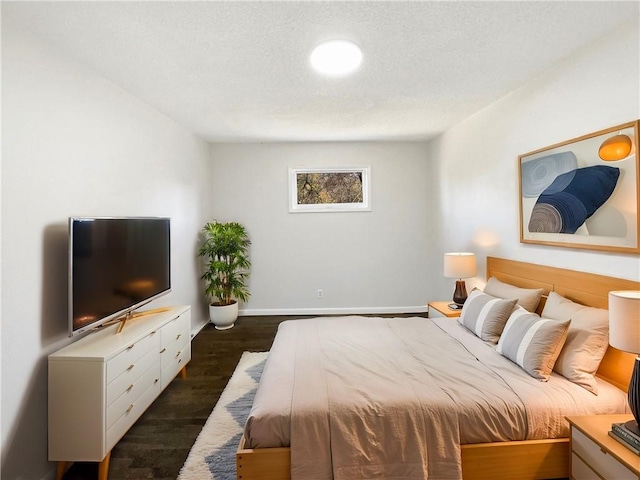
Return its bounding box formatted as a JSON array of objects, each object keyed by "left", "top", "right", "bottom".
[{"left": 317, "top": 289, "right": 324, "bottom": 299}]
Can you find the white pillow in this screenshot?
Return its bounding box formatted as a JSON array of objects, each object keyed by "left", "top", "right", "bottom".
[
  {"left": 497, "top": 307, "right": 571, "bottom": 381},
  {"left": 484, "top": 277, "right": 544, "bottom": 312},
  {"left": 458, "top": 290, "right": 517, "bottom": 343},
  {"left": 542, "top": 291, "right": 609, "bottom": 394}
]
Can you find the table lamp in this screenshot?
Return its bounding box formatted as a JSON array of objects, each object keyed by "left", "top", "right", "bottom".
[
  {"left": 608, "top": 290, "right": 640, "bottom": 436},
  {"left": 444, "top": 252, "right": 477, "bottom": 307}
]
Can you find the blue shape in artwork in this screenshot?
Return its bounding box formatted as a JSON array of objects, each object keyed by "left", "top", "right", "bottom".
[
  {"left": 535, "top": 191, "right": 588, "bottom": 234},
  {"left": 521, "top": 151, "right": 578, "bottom": 197},
  {"left": 528, "top": 165, "right": 620, "bottom": 234}
]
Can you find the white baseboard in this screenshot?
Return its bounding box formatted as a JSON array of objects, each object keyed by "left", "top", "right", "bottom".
[
  {"left": 238, "top": 305, "right": 428, "bottom": 316},
  {"left": 191, "top": 318, "right": 210, "bottom": 338}
]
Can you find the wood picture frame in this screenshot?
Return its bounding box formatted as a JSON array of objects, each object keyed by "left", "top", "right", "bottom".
[{"left": 518, "top": 120, "right": 639, "bottom": 253}]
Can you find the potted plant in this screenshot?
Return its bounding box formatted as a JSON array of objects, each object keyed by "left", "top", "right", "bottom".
[{"left": 198, "top": 221, "right": 251, "bottom": 330}]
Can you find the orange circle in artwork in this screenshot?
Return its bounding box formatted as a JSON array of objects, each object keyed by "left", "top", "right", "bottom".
[{"left": 598, "top": 134, "right": 632, "bottom": 161}]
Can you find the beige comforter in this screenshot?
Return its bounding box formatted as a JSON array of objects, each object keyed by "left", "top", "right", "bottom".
[{"left": 244, "top": 316, "right": 628, "bottom": 480}]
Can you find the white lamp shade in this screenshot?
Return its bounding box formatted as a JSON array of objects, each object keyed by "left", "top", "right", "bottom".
[
  {"left": 608, "top": 291, "right": 640, "bottom": 354},
  {"left": 444, "top": 252, "right": 477, "bottom": 279}
]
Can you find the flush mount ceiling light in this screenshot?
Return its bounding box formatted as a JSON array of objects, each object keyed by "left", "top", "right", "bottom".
[{"left": 310, "top": 40, "right": 362, "bottom": 76}]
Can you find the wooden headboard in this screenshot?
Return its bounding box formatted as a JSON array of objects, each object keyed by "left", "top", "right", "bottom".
[{"left": 486, "top": 256, "right": 639, "bottom": 392}]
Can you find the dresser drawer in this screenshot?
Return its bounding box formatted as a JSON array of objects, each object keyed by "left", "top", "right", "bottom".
[
  {"left": 106, "top": 346, "right": 158, "bottom": 407},
  {"left": 160, "top": 327, "right": 189, "bottom": 364},
  {"left": 106, "top": 363, "right": 159, "bottom": 429},
  {"left": 106, "top": 374, "right": 162, "bottom": 452},
  {"left": 107, "top": 331, "right": 159, "bottom": 384},
  {"left": 572, "top": 427, "right": 637, "bottom": 480},
  {"left": 160, "top": 313, "right": 189, "bottom": 350},
  {"left": 161, "top": 345, "right": 190, "bottom": 388}
]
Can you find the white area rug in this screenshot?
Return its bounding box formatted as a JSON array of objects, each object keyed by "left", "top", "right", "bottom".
[{"left": 178, "top": 351, "right": 268, "bottom": 480}]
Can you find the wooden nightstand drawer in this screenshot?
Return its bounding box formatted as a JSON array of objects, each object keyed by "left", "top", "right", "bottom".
[
  {"left": 572, "top": 427, "right": 637, "bottom": 480},
  {"left": 572, "top": 452, "right": 600, "bottom": 480}
]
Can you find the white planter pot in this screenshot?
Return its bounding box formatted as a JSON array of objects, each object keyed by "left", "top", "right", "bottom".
[{"left": 209, "top": 301, "right": 238, "bottom": 330}]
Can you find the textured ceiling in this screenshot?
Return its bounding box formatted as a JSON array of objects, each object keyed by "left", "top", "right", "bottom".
[{"left": 4, "top": 1, "right": 638, "bottom": 142}]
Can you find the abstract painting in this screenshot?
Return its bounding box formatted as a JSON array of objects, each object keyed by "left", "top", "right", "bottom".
[{"left": 519, "top": 120, "right": 639, "bottom": 253}]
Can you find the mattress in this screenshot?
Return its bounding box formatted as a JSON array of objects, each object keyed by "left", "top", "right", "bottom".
[{"left": 244, "top": 316, "right": 628, "bottom": 479}]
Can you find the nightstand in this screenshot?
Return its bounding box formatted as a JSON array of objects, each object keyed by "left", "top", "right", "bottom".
[
  {"left": 567, "top": 415, "right": 640, "bottom": 480},
  {"left": 427, "top": 301, "right": 462, "bottom": 318}
]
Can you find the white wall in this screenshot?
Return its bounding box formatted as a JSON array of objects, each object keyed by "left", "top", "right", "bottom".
[
  {"left": 209, "top": 142, "right": 437, "bottom": 315},
  {"left": 1, "top": 25, "right": 212, "bottom": 480},
  {"left": 427, "top": 20, "right": 640, "bottom": 299}
]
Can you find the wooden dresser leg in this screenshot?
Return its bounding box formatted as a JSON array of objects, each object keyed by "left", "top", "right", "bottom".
[
  {"left": 98, "top": 452, "right": 111, "bottom": 480},
  {"left": 55, "top": 461, "right": 70, "bottom": 480},
  {"left": 180, "top": 365, "right": 187, "bottom": 379}
]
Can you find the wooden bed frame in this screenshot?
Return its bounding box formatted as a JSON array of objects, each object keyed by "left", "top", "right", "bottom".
[{"left": 236, "top": 256, "right": 639, "bottom": 480}]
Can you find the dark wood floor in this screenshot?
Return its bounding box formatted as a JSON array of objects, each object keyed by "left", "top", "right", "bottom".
[{"left": 63, "top": 313, "right": 426, "bottom": 480}]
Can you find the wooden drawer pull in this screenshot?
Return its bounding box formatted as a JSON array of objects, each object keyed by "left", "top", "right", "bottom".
[
  {"left": 160, "top": 348, "right": 166, "bottom": 354},
  {"left": 127, "top": 365, "right": 134, "bottom": 371},
  {"left": 126, "top": 404, "right": 134, "bottom": 413},
  {"left": 127, "top": 344, "right": 135, "bottom": 350},
  {"left": 126, "top": 384, "right": 134, "bottom": 392},
  {"left": 176, "top": 333, "right": 182, "bottom": 340}
]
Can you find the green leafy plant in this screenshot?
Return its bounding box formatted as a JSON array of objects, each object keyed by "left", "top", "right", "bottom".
[{"left": 198, "top": 221, "right": 251, "bottom": 306}]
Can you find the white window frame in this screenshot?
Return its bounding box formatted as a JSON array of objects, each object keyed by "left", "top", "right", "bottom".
[{"left": 288, "top": 166, "right": 371, "bottom": 213}]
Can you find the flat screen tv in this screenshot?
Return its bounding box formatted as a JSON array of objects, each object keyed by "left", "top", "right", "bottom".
[{"left": 69, "top": 216, "right": 171, "bottom": 337}]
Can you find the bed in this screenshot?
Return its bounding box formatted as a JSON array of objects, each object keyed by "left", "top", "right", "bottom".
[{"left": 236, "top": 257, "right": 639, "bottom": 479}]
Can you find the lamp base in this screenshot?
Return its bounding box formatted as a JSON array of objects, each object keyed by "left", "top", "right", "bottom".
[
  {"left": 629, "top": 356, "right": 640, "bottom": 430},
  {"left": 622, "top": 419, "right": 640, "bottom": 437},
  {"left": 452, "top": 280, "right": 468, "bottom": 306}
]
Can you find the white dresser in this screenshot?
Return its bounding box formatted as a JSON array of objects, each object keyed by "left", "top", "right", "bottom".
[{"left": 49, "top": 305, "right": 191, "bottom": 480}]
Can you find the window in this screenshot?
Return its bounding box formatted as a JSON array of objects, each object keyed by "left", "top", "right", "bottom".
[{"left": 289, "top": 167, "right": 371, "bottom": 213}]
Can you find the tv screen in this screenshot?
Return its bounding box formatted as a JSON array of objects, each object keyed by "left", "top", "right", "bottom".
[{"left": 69, "top": 217, "right": 171, "bottom": 336}]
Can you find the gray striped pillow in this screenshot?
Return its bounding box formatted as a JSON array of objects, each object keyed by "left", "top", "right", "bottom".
[
  {"left": 458, "top": 290, "right": 517, "bottom": 343},
  {"left": 497, "top": 308, "right": 571, "bottom": 380}
]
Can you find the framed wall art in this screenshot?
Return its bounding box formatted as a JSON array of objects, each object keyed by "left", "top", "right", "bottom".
[
  {"left": 519, "top": 120, "right": 639, "bottom": 254},
  {"left": 289, "top": 166, "right": 371, "bottom": 213}
]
